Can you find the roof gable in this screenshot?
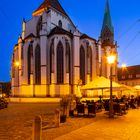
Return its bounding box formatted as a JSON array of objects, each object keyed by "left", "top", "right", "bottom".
[
  {"left": 32, "top": 0, "right": 68, "bottom": 17},
  {"left": 48, "top": 26, "right": 73, "bottom": 38},
  {"left": 80, "top": 34, "right": 96, "bottom": 41}
]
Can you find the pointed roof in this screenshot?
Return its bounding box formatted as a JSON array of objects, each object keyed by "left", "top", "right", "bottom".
[
  {"left": 101, "top": 0, "right": 114, "bottom": 34},
  {"left": 32, "top": 0, "right": 68, "bottom": 17}
]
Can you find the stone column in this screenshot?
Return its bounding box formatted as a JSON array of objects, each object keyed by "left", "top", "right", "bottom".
[
  {"left": 73, "top": 30, "right": 81, "bottom": 95},
  {"left": 40, "top": 13, "right": 48, "bottom": 96}
]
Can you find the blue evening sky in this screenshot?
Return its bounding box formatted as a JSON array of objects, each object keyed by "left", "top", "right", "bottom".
[{"left": 0, "top": 0, "right": 140, "bottom": 82}]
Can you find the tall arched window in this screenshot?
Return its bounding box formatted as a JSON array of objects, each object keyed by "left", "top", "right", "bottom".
[
  {"left": 66, "top": 41, "right": 71, "bottom": 84},
  {"left": 35, "top": 45, "right": 41, "bottom": 85},
  {"left": 87, "top": 46, "right": 92, "bottom": 81},
  {"left": 57, "top": 41, "right": 64, "bottom": 84},
  {"left": 28, "top": 44, "right": 33, "bottom": 84},
  {"left": 50, "top": 39, "right": 54, "bottom": 83},
  {"left": 37, "top": 16, "right": 42, "bottom": 37},
  {"left": 21, "top": 45, "right": 24, "bottom": 76},
  {"left": 12, "top": 53, "right": 15, "bottom": 78},
  {"left": 80, "top": 46, "right": 85, "bottom": 85}
]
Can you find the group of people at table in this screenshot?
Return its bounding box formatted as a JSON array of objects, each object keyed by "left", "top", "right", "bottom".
[{"left": 69, "top": 95, "right": 140, "bottom": 117}]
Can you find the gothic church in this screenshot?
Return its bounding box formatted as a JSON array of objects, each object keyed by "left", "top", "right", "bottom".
[{"left": 11, "top": 0, "right": 118, "bottom": 97}]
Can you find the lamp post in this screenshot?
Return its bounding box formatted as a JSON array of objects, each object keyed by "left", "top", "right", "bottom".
[{"left": 107, "top": 55, "right": 116, "bottom": 118}]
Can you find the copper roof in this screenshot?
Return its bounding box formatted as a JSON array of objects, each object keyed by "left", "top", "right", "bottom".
[{"left": 33, "top": 0, "right": 68, "bottom": 17}]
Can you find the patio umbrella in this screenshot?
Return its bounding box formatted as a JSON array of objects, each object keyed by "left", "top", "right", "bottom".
[
  {"left": 133, "top": 85, "right": 140, "bottom": 96},
  {"left": 105, "top": 84, "right": 135, "bottom": 97},
  {"left": 81, "top": 76, "right": 121, "bottom": 90},
  {"left": 80, "top": 76, "right": 122, "bottom": 97},
  {"left": 134, "top": 85, "right": 140, "bottom": 90}
]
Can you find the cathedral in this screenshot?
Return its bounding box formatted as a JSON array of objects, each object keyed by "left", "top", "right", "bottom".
[{"left": 11, "top": 0, "right": 118, "bottom": 97}]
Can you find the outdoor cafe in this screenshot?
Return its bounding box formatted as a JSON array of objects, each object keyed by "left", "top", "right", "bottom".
[{"left": 70, "top": 76, "right": 140, "bottom": 118}]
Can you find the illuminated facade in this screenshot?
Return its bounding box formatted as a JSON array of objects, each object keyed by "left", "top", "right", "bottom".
[
  {"left": 11, "top": 0, "right": 118, "bottom": 97},
  {"left": 118, "top": 65, "right": 140, "bottom": 86}
]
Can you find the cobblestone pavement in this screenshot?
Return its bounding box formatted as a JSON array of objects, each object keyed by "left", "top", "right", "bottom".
[
  {"left": 0, "top": 103, "right": 59, "bottom": 140},
  {"left": 55, "top": 109, "right": 140, "bottom": 140},
  {"left": 1, "top": 103, "right": 140, "bottom": 140}
]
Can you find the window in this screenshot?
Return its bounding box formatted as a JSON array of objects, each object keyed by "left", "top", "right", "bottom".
[
  {"left": 128, "top": 75, "right": 133, "bottom": 79},
  {"left": 57, "top": 41, "right": 64, "bottom": 84},
  {"left": 66, "top": 41, "right": 70, "bottom": 73},
  {"left": 35, "top": 45, "right": 41, "bottom": 85},
  {"left": 21, "top": 46, "right": 23, "bottom": 59},
  {"left": 50, "top": 39, "right": 54, "bottom": 83},
  {"left": 122, "top": 75, "right": 125, "bottom": 79},
  {"left": 27, "top": 44, "right": 33, "bottom": 84},
  {"left": 37, "top": 16, "right": 42, "bottom": 37},
  {"left": 80, "top": 46, "right": 85, "bottom": 85},
  {"left": 136, "top": 74, "right": 140, "bottom": 78},
  {"left": 87, "top": 46, "right": 92, "bottom": 81},
  {"left": 21, "top": 46, "right": 24, "bottom": 76},
  {"left": 58, "top": 20, "right": 62, "bottom": 28},
  {"left": 12, "top": 53, "right": 15, "bottom": 78},
  {"left": 66, "top": 41, "right": 71, "bottom": 84}
]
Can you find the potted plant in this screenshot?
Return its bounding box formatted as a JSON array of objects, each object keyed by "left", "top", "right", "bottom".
[{"left": 60, "top": 96, "right": 70, "bottom": 123}]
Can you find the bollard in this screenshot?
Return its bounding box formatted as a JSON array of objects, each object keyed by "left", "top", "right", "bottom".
[
  {"left": 55, "top": 109, "right": 60, "bottom": 127},
  {"left": 32, "top": 116, "right": 42, "bottom": 140},
  {"left": 66, "top": 105, "right": 70, "bottom": 118}
]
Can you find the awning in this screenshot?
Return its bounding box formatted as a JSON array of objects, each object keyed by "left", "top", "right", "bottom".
[{"left": 81, "top": 76, "right": 121, "bottom": 90}]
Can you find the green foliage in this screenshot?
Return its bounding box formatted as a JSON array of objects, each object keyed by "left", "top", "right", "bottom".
[
  {"left": 60, "top": 95, "right": 76, "bottom": 116},
  {"left": 60, "top": 95, "right": 70, "bottom": 108}
]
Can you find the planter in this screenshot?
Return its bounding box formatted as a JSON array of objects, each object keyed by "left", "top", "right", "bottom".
[
  {"left": 69, "top": 110, "right": 74, "bottom": 117},
  {"left": 60, "top": 115, "right": 66, "bottom": 123}
]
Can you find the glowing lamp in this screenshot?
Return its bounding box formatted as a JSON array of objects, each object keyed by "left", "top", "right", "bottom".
[
  {"left": 107, "top": 55, "right": 116, "bottom": 64},
  {"left": 122, "top": 64, "right": 127, "bottom": 68},
  {"left": 15, "top": 61, "right": 20, "bottom": 67}
]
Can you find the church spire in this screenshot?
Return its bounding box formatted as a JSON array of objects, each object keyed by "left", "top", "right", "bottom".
[
  {"left": 101, "top": 0, "right": 114, "bottom": 34},
  {"left": 100, "top": 0, "right": 114, "bottom": 45}
]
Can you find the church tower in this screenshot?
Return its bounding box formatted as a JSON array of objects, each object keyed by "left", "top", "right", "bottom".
[
  {"left": 101, "top": 0, "right": 114, "bottom": 46},
  {"left": 100, "top": 0, "right": 118, "bottom": 80}
]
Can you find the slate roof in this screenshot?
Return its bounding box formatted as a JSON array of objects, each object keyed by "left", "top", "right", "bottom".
[
  {"left": 33, "top": 0, "right": 68, "bottom": 17},
  {"left": 48, "top": 26, "right": 73, "bottom": 38},
  {"left": 80, "top": 34, "right": 96, "bottom": 41},
  {"left": 24, "top": 33, "right": 36, "bottom": 40}
]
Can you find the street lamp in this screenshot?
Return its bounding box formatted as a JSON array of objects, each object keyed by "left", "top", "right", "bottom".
[
  {"left": 15, "top": 61, "right": 20, "bottom": 67},
  {"left": 107, "top": 55, "right": 116, "bottom": 118},
  {"left": 122, "top": 64, "right": 127, "bottom": 69}
]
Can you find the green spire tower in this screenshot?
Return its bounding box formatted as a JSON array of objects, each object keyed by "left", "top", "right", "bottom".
[{"left": 101, "top": 0, "right": 114, "bottom": 45}]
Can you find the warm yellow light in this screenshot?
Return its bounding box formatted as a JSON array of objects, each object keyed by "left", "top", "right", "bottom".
[
  {"left": 15, "top": 61, "right": 20, "bottom": 67},
  {"left": 107, "top": 55, "right": 116, "bottom": 64},
  {"left": 122, "top": 64, "right": 127, "bottom": 68}
]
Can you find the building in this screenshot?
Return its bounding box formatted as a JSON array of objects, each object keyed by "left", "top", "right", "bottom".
[
  {"left": 118, "top": 65, "right": 140, "bottom": 86},
  {"left": 0, "top": 83, "right": 2, "bottom": 97},
  {"left": 11, "top": 0, "right": 118, "bottom": 97},
  {"left": 0, "top": 82, "right": 11, "bottom": 97}
]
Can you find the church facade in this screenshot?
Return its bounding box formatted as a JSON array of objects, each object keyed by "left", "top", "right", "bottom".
[{"left": 11, "top": 0, "right": 118, "bottom": 97}]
